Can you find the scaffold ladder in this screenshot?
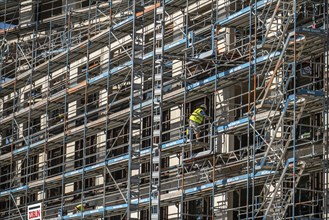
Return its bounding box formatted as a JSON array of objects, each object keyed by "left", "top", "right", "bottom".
[
  {"left": 127, "top": 1, "right": 144, "bottom": 219},
  {"left": 260, "top": 31, "right": 306, "bottom": 107},
  {"left": 259, "top": 0, "right": 295, "bottom": 47},
  {"left": 263, "top": 159, "right": 306, "bottom": 219},
  {"left": 255, "top": 94, "right": 307, "bottom": 218},
  {"left": 150, "top": 0, "right": 165, "bottom": 219}
]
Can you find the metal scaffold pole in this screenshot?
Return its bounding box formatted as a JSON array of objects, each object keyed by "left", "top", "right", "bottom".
[
  {"left": 246, "top": 1, "right": 252, "bottom": 219},
  {"left": 324, "top": 0, "right": 329, "bottom": 217},
  {"left": 180, "top": 0, "right": 189, "bottom": 218},
  {"left": 292, "top": 0, "right": 297, "bottom": 218},
  {"left": 60, "top": 1, "right": 70, "bottom": 219},
  {"left": 103, "top": 0, "right": 113, "bottom": 219}
]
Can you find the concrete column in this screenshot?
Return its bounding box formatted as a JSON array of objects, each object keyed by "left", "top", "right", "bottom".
[
  {"left": 95, "top": 175, "right": 104, "bottom": 186},
  {"left": 19, "top": 0, "right": 33, "bottom": 25},
  {"left": 17, "top": 160, "right": 22, "bottom": 180},
  {"left": 99, "top": 44, "right": 109, "bottom": 111},
  {"left": 168, "top": 204, "right": 178, "bottom": 219},
  {"left": 38, "top": 153, "right": 45, "bottom": 200},
  {"left": 66, "top": 63, "right": 76, "bottom": 197},
  {"left": 97, "top": 132, "right": 106, "bottom": 163},
  {"left": 169, "top": 107, "right": 180, "bottom": 195},
  {"left": 62, "top": 141, "right": 74, "bottom": 217},
  {"left": 15, "top": 160, "right": 22, "bottom": 208},
  {"left": 65, "top": 182, "right": 74, "bottom": 196},
  {"left": 99, "top": 89, "right": 107, "bottom": 107},
  {"left": 217, "top": 27, "right": 226, "bottom": 54},
  {"left": 14, "top": 160, "right": 22, "bottom": 206},
  {"left": 66, "top": 142, "right": 75, "bottom": 170},
  {"left": 18, "top": 87, "right": 25, "bottom": 140},
  {"left": 170, "top": 106, "right": 181, "bottom": 142},
  {"left": 225, "top": 28, "right": 235, "bottom": 51},
  {"left": 65, "top": 141, "right": 75, "bottom": 196},
  {"left": 170, "top": 11, "right": 184, "bottom": 171},
  {"left": 225, "top": 0, "right": 235, "bottom": 52},
  {"left": 40, "top": 77, "right": 49, "bottom": 131},
  {"left": 172, "top": 9, "right": 183, "bottom": 97},
  {"left": 216, "top": 86, "right": 235, "bottom": 153},
  {"left": 18, "top": 123, "right": 24, "bottom": 140},
  {"left": 216, "top": 85, "right": 235, "bottom": 219},
  {"left": 214, "top": 193, "right": 228, "bottom": 219},
  {"left": 68, "top": 67, "right": 77, "bottom": 126}
]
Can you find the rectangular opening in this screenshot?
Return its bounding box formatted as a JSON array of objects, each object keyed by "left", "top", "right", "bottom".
[
  {"left": 74, "top": 177, "right": 95, "bottom": 191},
  {"left": 75, "top": 135, "right": 97, "bottom": 168},
  {"left": 81, "top": 0, "right": 97, "bottom": 8},
  {"left": 77, "top": 58, "right": 101, "bottom": 84},
  {"left": 0, "top": 1, "right": 19, "bottom": 25},
  {"left": 0, "top": 165, "right": 10, "bottom": 190},
  {"left": 34, "top": 0, "right": 62, "bottom": 22},
  {"left": 23, "top": 117, "right": 41, "bottom": 137},
  {"left": 24, "top": 86, "right": 42, "bottom": 108},
  {"left": 21, "top": 155, "right": 38, "bottom": 184},
  {"left": 48, "top": 147, "right": 63, "bottom": 176},
  {"left": 2, "top": 99, "right": 14, "bottom": 118},
  {"left": 76, "top": 92, "right": 99, "bottom": 125},
  {"left": 49, "top": 108, "right": 65, "bottom": 134},
  {"left": 106, "top": 126, "right": 129, "bottom": 157},
  {"left": 47, "top": 186, "right": 62, "bottom": 199},
  {"left": 50, "top": 75, "right": 66, "bottom": 96},
  {"left": 106, "top": 169, "right": 126, "bottom": 185},
  {"left": 20, "top": 193, "right": 37, "bottom": 205}
]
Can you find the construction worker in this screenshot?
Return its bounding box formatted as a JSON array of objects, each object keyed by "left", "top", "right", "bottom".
[
  {"left": 75, "top": 203, "right": 89, "bottom": 213},
  {"left": 56, "top": 113, "right": 65, "bottom": 124},
  {"left": 189, "top": 104, "right": 211, "bottom": 141}
]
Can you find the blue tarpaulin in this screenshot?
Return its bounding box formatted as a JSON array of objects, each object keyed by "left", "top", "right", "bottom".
[{"left": 0, "top": 22, "right": 16, "bottom": 30}]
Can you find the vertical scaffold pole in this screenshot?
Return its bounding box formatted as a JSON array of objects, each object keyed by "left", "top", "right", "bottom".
[
  {"left": 247, "top": 1, "right": 252, "bottom": 219},
  {"left": 180, "top": 0, "right": 189, "bottom": 218},
  {"left": 212, "top": 0, "right": 218, "bottom": 218},
  {"left": 252, "top": 1, "right": 257, "bottom": 219},
  {"left": 324, "top": 0, "right": 329, "bottom": 217},
  {"left": 292, "top": 0, "right": 297, "bottom": 218},
  {"left": 103, "top": 0, "right": 113, "bottom": 219},
  {"left": 60, "top": 1, "right": 70, "bottom": 218}
]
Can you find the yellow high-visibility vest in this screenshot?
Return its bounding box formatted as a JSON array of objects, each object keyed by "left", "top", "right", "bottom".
[
  {"left": 76, "top": 204, "right": 85, "bottom": 212},
  {"left": 189, "top": 107, "right": 204, "bottom": 124}
]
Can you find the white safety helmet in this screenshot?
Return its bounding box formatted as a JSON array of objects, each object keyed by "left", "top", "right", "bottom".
[{"left": 200, "top": 104, "right": 207, "bottom": 111}]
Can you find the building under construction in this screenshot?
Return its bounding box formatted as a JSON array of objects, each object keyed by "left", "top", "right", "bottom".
[{"left": 0, "top": 0, "right": 329, "bottom": 219}]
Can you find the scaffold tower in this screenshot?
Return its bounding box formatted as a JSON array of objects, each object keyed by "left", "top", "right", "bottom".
[{"left": 0, "top": 0, "right": 329, "bottom": 219}]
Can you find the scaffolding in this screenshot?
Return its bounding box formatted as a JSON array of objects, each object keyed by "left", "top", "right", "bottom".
[{"left": 0, "top": 0, "right": 329, "bottom": 219}]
